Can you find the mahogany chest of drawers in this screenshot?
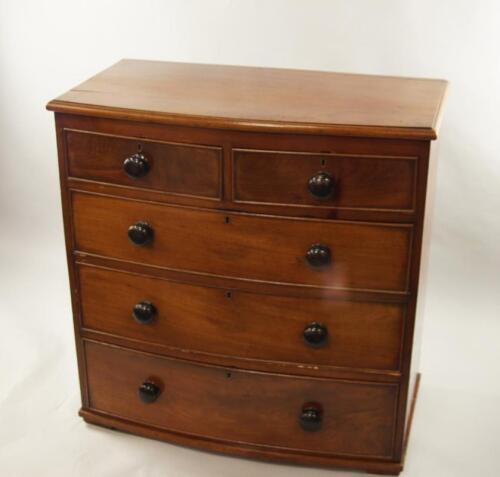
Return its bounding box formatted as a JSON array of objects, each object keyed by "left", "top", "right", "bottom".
[{"left": 47, "top": 60, "right": 447, "bottom": 475}]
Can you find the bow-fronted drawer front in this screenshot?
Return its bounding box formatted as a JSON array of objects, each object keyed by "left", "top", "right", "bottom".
[
  {"left": 72, "top": 192, "right": 412, "bottom": 293},
  {"left": 65, "top": 130, "right": 222, "bottom": 199},
  {"left": 84, "top": 340, "right": 398, "bottom": 460}
]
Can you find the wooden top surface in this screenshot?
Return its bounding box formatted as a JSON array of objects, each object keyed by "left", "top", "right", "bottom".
[{"left": 47, "top": 59, "right": 447, "bottom": 139}]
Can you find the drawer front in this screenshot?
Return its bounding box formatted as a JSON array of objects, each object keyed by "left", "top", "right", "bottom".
[
  {"left": 72, "top": 192, "right": 412, "bottom": 292},
  {"left": 85, "top": 341, "right": 398, "bottom": 458},
  {"left": 79, "top": 265, "right": 405, "bottom": 371},
  {"left": 66, "top": 130, "right": 222, "bottom": 199},
  {"left": 233, "top": 149, "right": 416, "bottom": 211}
]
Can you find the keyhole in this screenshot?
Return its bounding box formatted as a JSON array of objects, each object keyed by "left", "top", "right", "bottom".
[
  {"left": 225, "top": 291, "right": 232, "bottom": 300},
  {"left": 137, "top": 143, "right": 143, "bottom": 152},
  {"left": 320, "top": 158, "right": 326, "bottom": 167},
  {"left": 226, "top": 372, "right": 232, "bottom": 379},
  {"left": 224, "top": 216, "right": 230, "bottom": 224}
]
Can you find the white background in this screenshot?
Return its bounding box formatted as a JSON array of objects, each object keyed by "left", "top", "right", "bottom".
[{"left": 1, "top": 1, "right": 499, "bottom": 476}]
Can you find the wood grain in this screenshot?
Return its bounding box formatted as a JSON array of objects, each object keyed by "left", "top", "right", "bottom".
[
  {"left": 78, "top": 264, "right": 405, "bottom": 372},
  {"left": 66, "top": 129, "right": 222, "bottom": 199},
  {"left": 47, "top": 59, "right": 447, "bottom": 139},
  {"left": 79, "top": 408, "right": 404, "bottom": 474},
  {"left": 71, "top": 191, "right": 413, "bottom": 293},
  {"left": 48, "top": 59, "right": 446, "bottom": 474},
  {"left": 58, "top": 113, "right": 430, "bottom": 223},
  {"left": 84, "top": 340, "right": 398, "bottom": 459},
  {"left": 233, "top": 148, "right": 417, "bottom": 211}
]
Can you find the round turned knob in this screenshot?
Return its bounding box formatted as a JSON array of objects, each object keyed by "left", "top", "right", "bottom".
[
  {"left": 128, "top": 222, "right": 154, "bottom": 246},
  {"left": 132, "top": 301, "right": 157, "bottom": 324},
  {"left": 123, "top": 153, "right": 149, "bottom": 178},
  {"left": 303, "top": 322, "right": 328, "bottom": 347},
  {"left": 305, "top": 244, "right": 331, "bottom": 268},
  {"left": 308, "top": 172, "right": 334, "bottom": 199},
  {"left": 138, "top": 381, "right": 161, "bottom": 403},
  {"left": 299, "top": 404, "right": 323, "bottom": 432}
]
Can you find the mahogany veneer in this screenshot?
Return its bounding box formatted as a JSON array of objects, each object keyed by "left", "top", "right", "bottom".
[
  {"left": 71, "top": 192, "right": 412, "bottom": 292},
  {"left": 47, "top": 59, "right": 446, "bottom": 475},
  {"left": 85, "top": 341, "right": 398, "bottom": 459},
  {"left": 78, "top": 265, "right": 405, "bottom": 372}
]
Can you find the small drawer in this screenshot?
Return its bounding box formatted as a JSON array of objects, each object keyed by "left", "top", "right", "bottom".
[
  {"left": 233, "top": 149, "right": 417, "bottom": 211},
  {"left": 84, "top": 341, "right": 398, "bottom": 459},
  {"left": 72, "top": 192, "right": 412, "bottom": 293},
  {"left": 65, "top": 130, "right": 222, "bottom": 199},
  {"left": 79, "top": 265, "right": 405, "bottom": 372}
]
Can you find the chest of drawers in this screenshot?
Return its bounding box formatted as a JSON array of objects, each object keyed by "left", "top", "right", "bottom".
[{"left": 47, "top": 60, "right": 446, "bottom": 475}]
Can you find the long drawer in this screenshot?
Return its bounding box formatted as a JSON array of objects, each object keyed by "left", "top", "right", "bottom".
[
  {"left": 84, "top": 340, "right": 398, "bottom": 459},
  {"left": 78, "top": 265, "right": 405, "bottom": 372},
  {"left": 71, "top": 192, "right": 412, "bottom": 292}
]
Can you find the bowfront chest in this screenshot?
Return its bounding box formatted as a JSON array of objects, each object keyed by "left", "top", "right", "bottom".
[{"left": 47, "top": 60, "right": 446, "bottom": 475}]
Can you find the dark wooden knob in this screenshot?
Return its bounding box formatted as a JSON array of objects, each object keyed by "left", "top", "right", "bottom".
[
  {"left": 299, "top": 404, "right": 323, "bottom": 432},
  {"left": 128, "top": 222, "right": 154, "bottom": 246},
  {"left": 303, "top": 322, "right": 328, "bottom": 347},
  {"left": 138, "top": 381, "right": 161, "bottom": 403},
  {"left": 308, "top": 172, "right": 334, "bottom": 199},
  {"left": 132, "top": 301, "right": 157, "bottom": 324},
  {"left": 123, "top": 153, "right": 149, "bottom": 178},
  {"left": 305, "top": 244, "right": 331, "bottom": 268}
]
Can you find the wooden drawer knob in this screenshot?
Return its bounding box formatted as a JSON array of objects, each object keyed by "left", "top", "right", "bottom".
[
  {"left": 303, "top": 322, "right": 328, "bottom": 347},
  {"left": 308, "top": 172, "right": 334, "bottom": 199},
  {"left": 299, "top": 403, "right": 323, "bottom": 432},
  {"left": 128, "top": 222, "right": 154, "bottom": 246},
  {"left": 123, "top": 153, "right": 150, "bottom": 178},
  {"left": 132, "top": 301, "right": 157, "bottom": 324},
  {"left": 305, "top": 244, "right": 331, "bottom": 268},
  {"left": 138, "top": 381, "right": 161, "bottom": 403}
]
